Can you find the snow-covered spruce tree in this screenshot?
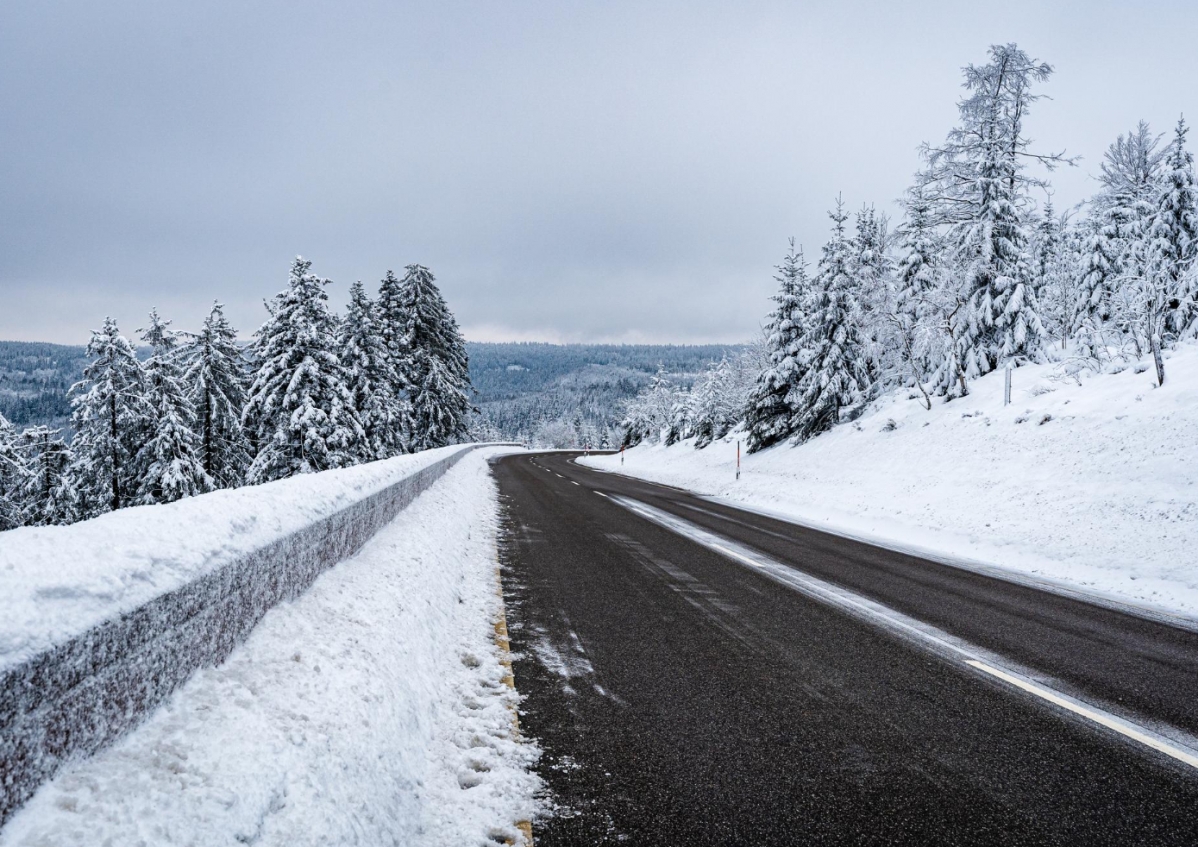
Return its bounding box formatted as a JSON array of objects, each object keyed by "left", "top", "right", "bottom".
[
  {"left": 243, "top": 258, "right": 364, "bottom": 482},
  {"left": 338, "top": 281, "right": 407, "bottom": 461},
  {"left": 1080, "top": 122, "right": 1166, "bottom": 332},
  {"left": 791, "top": 199, "right": 871, "bottom": 442},
  {"left": 0, "top": 414, "right": 26, "bottom": 530},
  {"left": 1031, "top": 201, "right": 1077, "bottom": 349},
  {"left": 16, "top": 425, "right": 76, "bottom": 526},
  {"left": 134, "top": 310, "right": 213, "bottom": 504},
  {"left": 388, "top": 264, "right": 472, "bottom": 451},
  {"left": 917, "top": 44, "right": 1067, "bottom": 387},
  {"left": 69, "top": 317, "right": 150, "bottom": 517},
  {"left": 745, "top": 239, "right": 810, "bottom": 452},
  {"left": 892, "top": 188, "right": 944, "bottom": 404},
  {"left": 1145, "top": 119, "right": 1198, "bottom": 370},
  {"left": 180, "top": 302, "right": 251, "bottom": 488},
  {"left": 851, "top": 205, "right": 895, "bottom": 385},
  {"left": 689, "top": 357, "right": 740, "bottom": 449}
]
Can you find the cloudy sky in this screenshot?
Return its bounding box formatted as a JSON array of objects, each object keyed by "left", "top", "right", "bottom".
[{"left": 2, "top": 1, "right": 1196, "bottom": 344}]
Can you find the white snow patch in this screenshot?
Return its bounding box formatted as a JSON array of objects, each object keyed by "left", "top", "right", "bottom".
[
  {"left": 0, "top": 449, "right": 541, "bottom": 847},
  {"left": 582, "top": 345, "right": 1198, "bottom": 619},
  {"left": 0, "top": 445, "right": 468, "bottom": 670}
]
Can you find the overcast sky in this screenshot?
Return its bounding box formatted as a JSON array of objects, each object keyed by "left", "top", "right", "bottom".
[{"left": 2, "top": 1, "right": 1196, "bottom": 345}]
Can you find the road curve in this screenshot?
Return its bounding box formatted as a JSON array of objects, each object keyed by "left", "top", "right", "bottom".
[{"left": 492, "top": 451, "right": 1198, "bottom": 846}]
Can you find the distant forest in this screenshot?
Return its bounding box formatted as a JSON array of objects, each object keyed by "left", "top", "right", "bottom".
[{"left": 0, "top": 340, "right": 742, "bottom": 442}]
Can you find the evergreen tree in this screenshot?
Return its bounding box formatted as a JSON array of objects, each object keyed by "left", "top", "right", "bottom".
[
  {"left": 1149, "top": 118, "right": 1198, "bottom": 340},
  {"left": 180, "top": 302, "right": 251, "bottom": 488},
  {"left": 745, "top": 239, "right": 809, "bottom": 452},
  {"left": 1081, "top": 122, "right": 1166, "bottom": 326},
  {"left": 792, "top": 200, "right": 871, "bottom": 441},
  {"left": 0, "top": 414, "right": 26, "bottom": 531},
  {"left": 135, "top": 310, "right": 213, "bottom": 504},
  {"left": 390, "top": 264, "right": 472, "bottom": 451},
  {"left": 338, "top": 281, "right": 407, "bottom": 460},
  {"left": 243, "top": 257, "right": 364, "bottom": 482},
  {"left": 917, "top": 44, "right": 1065, "bottom": 384},
  {"left": 893, "top": 188, "right": 943, "bottom": 397},
  {"left": 16, "top": 425, "right": 76, "bottom": 526},
  {"left": 69, "top": 318, "right": 149, "bottom": 516}
]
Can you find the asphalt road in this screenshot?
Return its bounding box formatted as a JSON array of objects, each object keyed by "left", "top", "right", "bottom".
[{"left": 492, "top": 451, "right": 1198, "bottom": 846}]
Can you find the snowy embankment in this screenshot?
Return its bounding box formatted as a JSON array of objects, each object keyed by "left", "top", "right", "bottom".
[
  {"left": 1, "top": 448, "right": 541, "bottom": 847},
  {"left": 583, "top": 345, "right": 1198, "bottom": 619},
  {"left": 0, "top": 445, "right": 465, "bottom": 670}
]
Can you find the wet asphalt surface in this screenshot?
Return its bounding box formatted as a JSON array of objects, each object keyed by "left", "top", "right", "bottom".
[{"left": 492, "top": 452, "right": 1198, "bottom": 846}]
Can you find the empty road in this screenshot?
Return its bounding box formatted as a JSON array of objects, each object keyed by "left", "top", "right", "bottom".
[{"left": 492, "top": 451, "right": 1198, "bottom": 845}]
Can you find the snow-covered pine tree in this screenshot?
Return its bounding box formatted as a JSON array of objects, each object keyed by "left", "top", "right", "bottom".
[
  {"left": 0, "top": 414, "right": 26, "bottom": 530},
  {"left": 1032, "top": 201, "right": 1077, "bottom": 348},
  {"left": 15, "top": 425, "right": 76, "bottom": 526},
  {"left": 1080, "top": 122, "right": 1166, "bottom": 330},
  {"left": 376, "top": 268, "right": 410, "bottom": 424},
  {"left": 390, "top": 264, "right": 472, "bottom": 451},
  {"left": 917, "top": 44, "right": 1064, "bottom": 383},
  {"left": 893, "top": 188, "right": 944, "bottom": 401},
  {"left": 338, "top": 281, "right": 407, "bottom": 461},
  {"left": 1147, "top": 118, "right": 1198, "bottom": 354},
  {"left": 180, "top": 302, "right": 251, "bottom": 488},
  {"left": 243, "top": 257, "right": 364, "bottom": 482},
  {"left": 689, "top": 356, "right": 739, "bottom": 449},
  {"left": 69, "top": 317, "right": 150, "bottom": 517},
  {"left": 851, "top": 205, "right": 894, "bottom": 384},
  {"left": 791, "top": 199, "right": 871, "bottom": 442},
  {"left": 745, "top": 239, "right": 809, "bottom": 452},
  {"left": 134, "top": 310, "right": 213, "bottom": 504}
]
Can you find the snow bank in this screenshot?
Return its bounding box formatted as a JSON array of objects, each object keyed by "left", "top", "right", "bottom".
[
  {"left": 0, "top": 448, "right": 541, "bottom": 847},
  {"left": 582, "top": 345, "right": 1198, "bottom": 619},
  {"left": 0, "top": 445, "right": 461, "bottom": 670}
]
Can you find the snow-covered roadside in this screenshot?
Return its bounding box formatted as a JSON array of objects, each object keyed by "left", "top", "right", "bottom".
[
  {"left": 0, "top": 445, "right": 468, "bottom": 670},
  {"left": 582, "top": 345, "right": 1198, "bottom": 619},
  {"left": 0, "top": 448, "right": 541, "bottom": 847}
]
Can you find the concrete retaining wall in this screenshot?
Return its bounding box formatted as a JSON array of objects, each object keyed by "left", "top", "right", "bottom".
[{"left": 0, "top": 444, "right": 509, "bottom": 824}]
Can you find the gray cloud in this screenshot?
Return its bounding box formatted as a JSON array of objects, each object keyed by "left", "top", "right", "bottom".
[{"left": 2, "top": 0, "right": 1196, "bottom": 343}]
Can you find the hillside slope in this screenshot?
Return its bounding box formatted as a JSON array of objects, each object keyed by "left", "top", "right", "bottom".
[{"left": 582, "top": 345, "right": 1198, "bottom": 618}]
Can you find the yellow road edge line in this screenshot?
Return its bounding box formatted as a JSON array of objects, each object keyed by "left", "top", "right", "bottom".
[{"left": 494, "top": 567, "right": 534, "bottom": 846}]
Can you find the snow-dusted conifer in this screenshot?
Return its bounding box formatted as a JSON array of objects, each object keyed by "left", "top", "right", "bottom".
[
  {"left": 0, "top": 414, "right": 26, "bottom": 530},
  {"left": 180, "top": 302, "right": 251, "bottom": 488},
  {"left": 391, "top": 264, "right": 472, "bottom": 451},
  {"left": 339, "top": 281, "right": 407, "bottom": 460},
  {"left": 791, "top": 199, "right": 870, "bottom": 441},
  {"left": 745, "top": 239, "right": 809, "bottom": 452},
  {"left": 135, "top": 310, "right": 213, "bottom": 504},
  {"left": 69, "top": 317, "right": 149, "bottom": 516},
  {"left": 244, "top": 258, "right": 364, "bottom": 482},
  {"left": 1149, "top": 119, "right": 1198, "bottom": 337},
  {"left": 918, "top": 45, "right": 1064, "bottom": 381},
  {"left": 16, "top": 426, "right": 76, "bottom": 526}
]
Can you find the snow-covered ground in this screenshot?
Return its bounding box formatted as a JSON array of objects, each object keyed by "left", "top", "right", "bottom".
[
  {"left": 582, "top": 345, "right": 1198, "bottom": 620},
  {"left": 0, "top": 445, "right": 468, "bottom": 671},
  {"left": 0, "top": 447, "right": 540, "bottom": 847}
]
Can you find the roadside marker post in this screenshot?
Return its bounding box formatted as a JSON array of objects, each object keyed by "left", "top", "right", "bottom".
[
  {"left": 736, "top": 440, "right": 741, "bottom": 480},
  {"left": 621, "top": 445, "right": 625, "bottom": 465},
  {"left": 1004, "top": 365, "right": 1012, "bottom": 407}
]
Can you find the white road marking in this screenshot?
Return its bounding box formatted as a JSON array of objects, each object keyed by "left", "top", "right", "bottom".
[
  {"left": 611, "top": 495, "right": 1198, "bottom": 772},
  {"left": 572, "top": 481, "right": 581, "bottom": 486},
  {"left": 965, "top": 661, "right": 1198, "bottom": 770},
  {"left": 596, "top": 491, "right": 609, "bottom": 498}
]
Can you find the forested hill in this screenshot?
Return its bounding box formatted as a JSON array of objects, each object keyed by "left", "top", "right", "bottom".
[
  {"left": 467, "top": 342, "right": 743, "bottom": 443},
  {"left": 0, "top": 340, "right": 741, "bottom": 440}
]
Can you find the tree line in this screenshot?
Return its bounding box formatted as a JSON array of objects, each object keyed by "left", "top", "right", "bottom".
[
  {"left": 0, "top": 259, "right": 472, "bottom": 530},
  {"left": 622, "top": 44, "right": 1197, "bottom": 452}
]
